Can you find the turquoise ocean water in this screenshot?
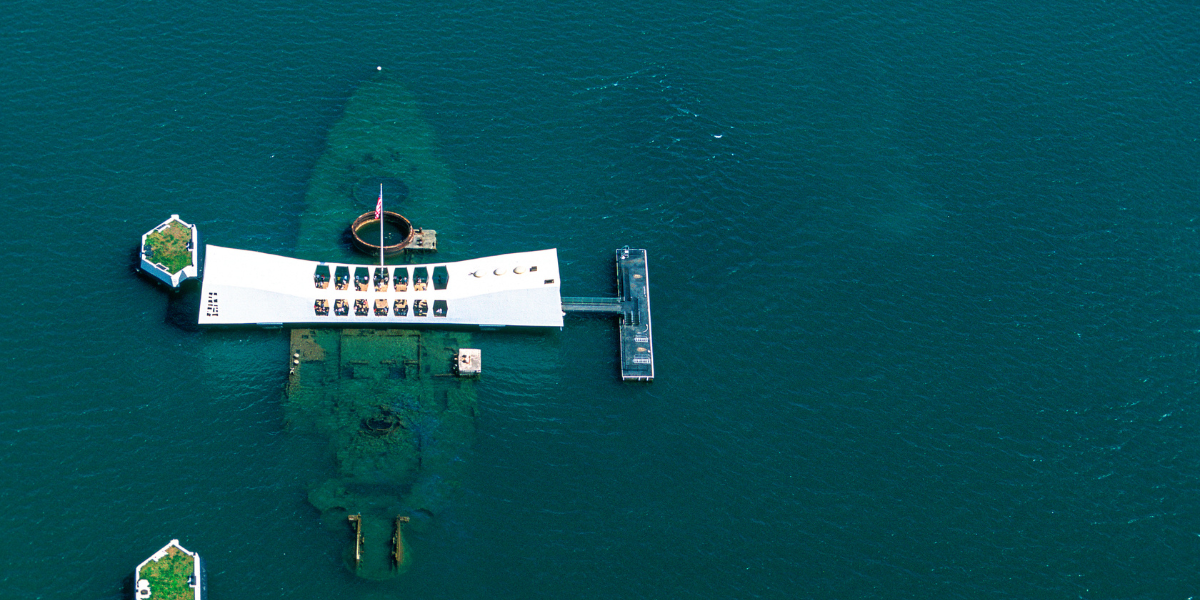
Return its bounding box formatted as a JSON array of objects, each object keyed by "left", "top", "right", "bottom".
[{"left": 1, "top": 1, "right": 1198, "bottom": 597}]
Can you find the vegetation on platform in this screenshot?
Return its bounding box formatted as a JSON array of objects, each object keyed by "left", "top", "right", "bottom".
[
  {"left": 140, "top": 546, "right": 194, "bottom": 600},
  {"left": 144, "top": 221, "right": 193, "bottom": 274}
]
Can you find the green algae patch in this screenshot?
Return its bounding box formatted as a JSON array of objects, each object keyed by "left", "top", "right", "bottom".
[
  {"left": 285, "top": 328, "right": 477, "bottom": 579},
  {"left": 139, "top": 546, "right": 194, "bottom": 600},
  {"left": 144, "top": 221, "right": 193, "bottom": 274}
]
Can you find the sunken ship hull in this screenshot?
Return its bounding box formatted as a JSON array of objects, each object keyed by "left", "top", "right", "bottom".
[{"left": 285, "top": 74, "right": 478, "bottom": 580}]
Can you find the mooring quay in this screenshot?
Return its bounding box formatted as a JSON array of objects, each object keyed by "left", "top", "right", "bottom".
[{"left": 562, "top": 248, "right": 654, "bottom": 381}]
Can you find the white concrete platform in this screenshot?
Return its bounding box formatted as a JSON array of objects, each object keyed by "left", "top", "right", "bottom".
[
  {"left": 135, "top": 539, "right": 203, "bottom": 600},
  {"left": 140, "top": 215, "right": 199, "bottom": 288},
  {"left": 198, "top": 245, "right": 563, "bottom": 328}
]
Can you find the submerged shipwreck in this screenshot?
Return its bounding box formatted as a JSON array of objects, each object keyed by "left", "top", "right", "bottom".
[
  {"left": 282, "top": 74, "right": 483, "bottom": 580},
  {"left": 285, "top": 328, "right": 475, "bottom": 579},
  {"left": 138, "top": 74, "right": 653, "bottom": 582}
]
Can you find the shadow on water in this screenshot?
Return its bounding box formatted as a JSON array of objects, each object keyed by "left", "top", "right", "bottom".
[
  {"left": 111, "top": 573, "right": 134, "bottom": 600},
  {"left": 164, "top": 286, "right": 201, "bottom": 332},
  {"left": 130, "top": 245, "right": 202, "bottom": 333}
]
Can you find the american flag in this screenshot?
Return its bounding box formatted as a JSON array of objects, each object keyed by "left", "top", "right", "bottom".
[{"left": 375, "top": 186, "right": 383, "bottom": 220}]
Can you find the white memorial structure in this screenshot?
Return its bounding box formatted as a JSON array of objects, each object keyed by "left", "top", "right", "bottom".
[{"left": 198, "top": 246, "right": 563, "bottom": 328}]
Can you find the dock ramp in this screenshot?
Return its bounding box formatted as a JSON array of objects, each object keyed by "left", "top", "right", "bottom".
[{"left": 562, "top": 297, "right": 623, "bottom": 314}]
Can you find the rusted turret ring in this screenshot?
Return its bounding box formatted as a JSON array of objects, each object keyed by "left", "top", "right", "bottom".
[{"left": 350, "top": 211, "right": 415, "bottom": 257}]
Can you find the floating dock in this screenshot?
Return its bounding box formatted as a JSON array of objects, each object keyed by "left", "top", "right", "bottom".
[{"left": 562, "top": 248, "right": 654, "bottom": 381}]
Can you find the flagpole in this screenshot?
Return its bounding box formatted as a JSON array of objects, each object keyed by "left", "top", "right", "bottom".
[{"left": 378, "top": 184, "right": 385, "bottom": 267}]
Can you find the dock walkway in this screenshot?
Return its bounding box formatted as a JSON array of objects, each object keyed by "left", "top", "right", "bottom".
[
  {"left": 561, "top": 248, "right": 654, "bottom": 381},
  {"left": 562, "top": 297, "right": 623, "bottom": 314},
  {"left": 616, "top": 248, "right": 654, "bottom": 381}
]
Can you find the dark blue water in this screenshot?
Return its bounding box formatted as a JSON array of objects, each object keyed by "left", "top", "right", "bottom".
[{"left": 1, "top": 1, "right": 1198, "bottom": 597}]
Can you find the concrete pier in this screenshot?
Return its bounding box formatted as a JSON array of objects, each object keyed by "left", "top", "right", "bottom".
[
  {"left": 561, "top": 248, "right": 654, "bottom": 381},
  {"left": 139, "top": 215, "right": 199, "bottom": 289},
  {"left": 134, "top": 539, "right": 204, "bottom": 600},
  {"left": 615, "top": 248, "right": 654, "bottom": 381}
]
